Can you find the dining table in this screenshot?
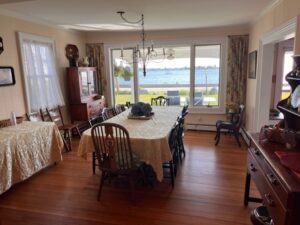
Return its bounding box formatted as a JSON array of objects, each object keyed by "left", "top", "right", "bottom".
[
  {"left": 0, "top": 121, "right": 64, "bottom": 195},
  {"left": 78, "top": 106, "right": 182, "bottom": 181}
]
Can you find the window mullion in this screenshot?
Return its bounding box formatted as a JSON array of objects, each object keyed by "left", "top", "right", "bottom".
[{"left": 190, "top": 45, "right": 195, "bottom": 106}]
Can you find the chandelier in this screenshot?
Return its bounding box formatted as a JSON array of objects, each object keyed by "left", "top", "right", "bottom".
[{"left": 117, "top": 11, "right": 167, "bottom": 76}]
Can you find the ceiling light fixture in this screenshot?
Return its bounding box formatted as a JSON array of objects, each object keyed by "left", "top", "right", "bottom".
[{"left": 117, "top": 11, "right": 167, "bottom": 76}]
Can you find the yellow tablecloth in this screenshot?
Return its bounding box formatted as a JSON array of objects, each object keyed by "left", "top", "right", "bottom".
[
  {"left": 78, "top": 106, "right": 182, "bottom": 181},
  {"left": 0, "top": 121, "right": 64, "bottom": 195}
]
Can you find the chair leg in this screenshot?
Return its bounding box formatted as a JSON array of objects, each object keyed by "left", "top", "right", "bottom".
[
  {"left": 215, "top": 128, "right": 221, "bottom": 146},
  {"left": 67, "top": 129, "right": 72, "bottom": 151},
  {"left": 92, "top": 151, "right": 96, "bottom": 174},
  {"left": 97, "top": 171, "right": 105, "bottom": 201},
  {"left": 170, "top": 161, "right": 175, "bottom": 188},
  {"left": 60, "top": 130, "right": 70, "bottom": 152},
  {"left": 76, "top": 127, "right": 81, "bottom": 137},
  {"left": 234, "top": 130, "right": 241, "bottom": 147}
]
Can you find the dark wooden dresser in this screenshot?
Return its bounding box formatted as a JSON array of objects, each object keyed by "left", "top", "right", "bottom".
[
  {"left": 244, "top": 134, "right": 300, "bottom": 225},
  {"left": 66, "top": 67, "right": 105, "bottom": 123}
]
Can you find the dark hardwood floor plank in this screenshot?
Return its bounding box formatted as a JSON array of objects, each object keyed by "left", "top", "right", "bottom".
[{"left": 0, "top": 131, "right": 259, "bottom": 225}]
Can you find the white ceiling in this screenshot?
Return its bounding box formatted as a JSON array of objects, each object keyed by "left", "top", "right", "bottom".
[{"left": 0, "top": 0, "right": 277, "bottom": 31}]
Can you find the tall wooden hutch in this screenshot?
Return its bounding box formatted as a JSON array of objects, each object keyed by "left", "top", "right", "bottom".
[
  {"left": 244, "top": 56, "right": 300, "bottom": 225},
  {"left": 66, "top": 67, "right": 105, "bottom": 123}
]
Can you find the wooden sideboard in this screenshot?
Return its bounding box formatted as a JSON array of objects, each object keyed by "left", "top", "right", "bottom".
[
  {"left": 66, "top": 67, "right": 105, "bottom": 123},
  {"left": 244, "top": 134, "right": 300, "bottom": 225}
]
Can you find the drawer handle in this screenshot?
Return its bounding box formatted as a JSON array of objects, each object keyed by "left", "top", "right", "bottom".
[
  {"left": 266, "top": 173, "right": 278, "bottom": 185},
  {"left": 264, "top": 193, "right": 275, "bottom": 207},
  {"left": 250, "top": 163, "right": 257, "bottom": 172}
]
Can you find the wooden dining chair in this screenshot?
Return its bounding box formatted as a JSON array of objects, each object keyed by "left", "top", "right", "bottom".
[
  {"left": 151, "top": 96, "right": 170, "bottom": 106},
  {"left": 91, "top": 122, "right": 144, "bottom": 202},
  {"left": 26, "top": 111, "right": 43, "bottom": 122},
  {"left": 163, "top": 123, "right": 179, "bottom": 187},
  {"left": 46, "top": 105, "right": 81, "bottom": 151},
  {"left": 0, "top": 119, "right": 12, "bottom": 128},
  {"left": 177, "top": 115, "right": 186, "bottom": 163},
  {"left": 102, "top": 107, "right": 117, "bottom": 120},
  {"left": 215, "top": 104, "right": 245, "bottom": 147}
]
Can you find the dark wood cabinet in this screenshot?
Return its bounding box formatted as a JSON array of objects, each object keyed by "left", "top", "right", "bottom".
[
  {"left": 66, "top": 67, "right": 105, "bottom": 123},
  {"left": 244, "top": 135, "right": 300, "bottom": 225},
  {"left": 244, "top": 56, "right": 300, "bottom": 225}
]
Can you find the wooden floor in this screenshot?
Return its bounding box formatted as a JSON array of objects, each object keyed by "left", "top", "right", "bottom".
[{"left": 0, "top": 131, "right": 260, "bottom": 225}]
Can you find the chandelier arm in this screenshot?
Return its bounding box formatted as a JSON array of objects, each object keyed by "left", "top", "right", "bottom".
[{"left": 117, "top": 11, "right": 144, "bottom": 24}]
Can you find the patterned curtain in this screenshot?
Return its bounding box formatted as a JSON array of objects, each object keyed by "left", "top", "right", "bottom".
[
  {"left": 86, "top": 43, "right": 106, "bottom": 95},
  {"left": 226, "top": 35, "right": 249, "bottom": 106}
]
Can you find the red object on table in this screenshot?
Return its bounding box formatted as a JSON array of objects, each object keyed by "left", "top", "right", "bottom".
[{"left": 275, "top": 151, "right": 300, "bottom": 177}]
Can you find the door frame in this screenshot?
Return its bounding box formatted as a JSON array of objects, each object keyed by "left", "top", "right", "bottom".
[{"left": 253, "top": 17, "right": 297, "bottom": 132}]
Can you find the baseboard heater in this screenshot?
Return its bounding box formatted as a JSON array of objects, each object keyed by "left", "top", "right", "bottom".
[{"left": 186, "top": 123, "right": 216, "bottom": 131}]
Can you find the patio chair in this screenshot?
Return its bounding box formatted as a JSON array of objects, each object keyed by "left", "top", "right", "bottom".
[
  {"left": 151, "top": 96, "right": 170, "bottom": 106},
  {"left": 194, "top": 92, "right": 204, "bottom": 106},
  {"left": 167, "top": 90, "right": 180, "bottom": 105}
]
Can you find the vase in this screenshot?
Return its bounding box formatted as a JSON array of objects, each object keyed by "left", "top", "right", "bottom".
[{"left": 82, "top": 57, "right": 89, "bottom": 67}]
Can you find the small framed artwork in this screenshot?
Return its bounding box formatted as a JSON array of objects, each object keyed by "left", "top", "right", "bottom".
[
  {"left": 0, "top": 66, "right": 15, "bottom": 86},
  {"left": 248, "top": 51, "right": 257, "bottom": 79}
]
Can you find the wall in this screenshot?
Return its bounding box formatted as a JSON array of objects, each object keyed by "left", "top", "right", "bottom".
[
  {"left": 0, "top": 14, "right": 86, "bottom": 120},
  {"left": 246, "top": 0, "right": 300, "bottom": 131},
  {"left": 86, "top": 25, "right": 249, "bottom": 126}
]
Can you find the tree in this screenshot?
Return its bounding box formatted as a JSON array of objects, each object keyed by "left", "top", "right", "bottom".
[{"left": 113, "top": 64, "right": 133, "bottom": 93}]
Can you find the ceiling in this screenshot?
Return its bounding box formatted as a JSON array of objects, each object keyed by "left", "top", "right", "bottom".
[{"left": 0, "top": 0, "right": 277, "bottom": 31}]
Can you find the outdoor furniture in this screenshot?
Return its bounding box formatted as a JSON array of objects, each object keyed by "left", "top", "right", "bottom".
[
  {"left": 215, "top": 104, "right": 245, "bottom": 147},
  {"left": 167, "top": 90, "right": 180, "bottom": 105},
  {"left": 151, "top": 96, "right": 170, "bottom": 106},
  {"left": 194, "top": 92, "right": 204, "bottom": 106}
]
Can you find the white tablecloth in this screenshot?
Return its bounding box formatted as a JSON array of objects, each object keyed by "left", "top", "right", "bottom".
[
  {"left": 0, "top": 121, "right": 64, "bottom": 195},
  {"left": 78, "top": 106, "right": 182, "bottom": 181}
]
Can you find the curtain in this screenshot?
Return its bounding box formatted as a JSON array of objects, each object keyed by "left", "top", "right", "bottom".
[
  {"left": 86, "top": 43, "right": 106, "bottom": 95},
  {"left": 226, "top": 35, "right": 249, "bottom": 106},
  {"left": 22, "top": 38, "right": 64, "bottom": 111}
]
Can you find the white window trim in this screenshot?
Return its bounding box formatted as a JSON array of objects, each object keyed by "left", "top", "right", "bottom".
[
  {"left": 104, "top": 36, "right": 227, "bottom": 114},
  {"left": 18, "top": 32, "right": 64, "bottom": 112}
]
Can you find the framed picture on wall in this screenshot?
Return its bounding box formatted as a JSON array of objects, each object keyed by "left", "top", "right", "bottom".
[
  {"left": 0, "top": 66, "right": 15, "bottom": 86},
  {"left": 248, "top": 51, "right": 257, "bottom": 79}
]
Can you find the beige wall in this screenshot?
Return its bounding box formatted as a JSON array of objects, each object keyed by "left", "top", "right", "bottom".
[
  {"left": 0, "top": 14, "right": 86, "bottom": 120},
  {"left": 246, "top": 0, "right": 300, "bottom": 131}
]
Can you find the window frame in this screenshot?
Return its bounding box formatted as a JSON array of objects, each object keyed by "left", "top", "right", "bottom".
[
  {"left": 18, "top": 32, "right": 64, "bottom": 112},
  {"left": 105, "top": 37, "right": 227, "bottom": 114}
]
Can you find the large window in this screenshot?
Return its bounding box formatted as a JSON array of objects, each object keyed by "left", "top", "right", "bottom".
[
  {"left": 111, "top": 48, "right": 135, "bottom": 105},
  {"left": 194, "top": 45, "right": 220, "bottom": 107},
  {"left": 138, "top": 46, "right": 190, "bottom": 105},
  {"left": 18, "top": 33, "right": 64, "bottom": 112},
  {"left": 108, "top": 39, "right": 226, "bottom": 112}
]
